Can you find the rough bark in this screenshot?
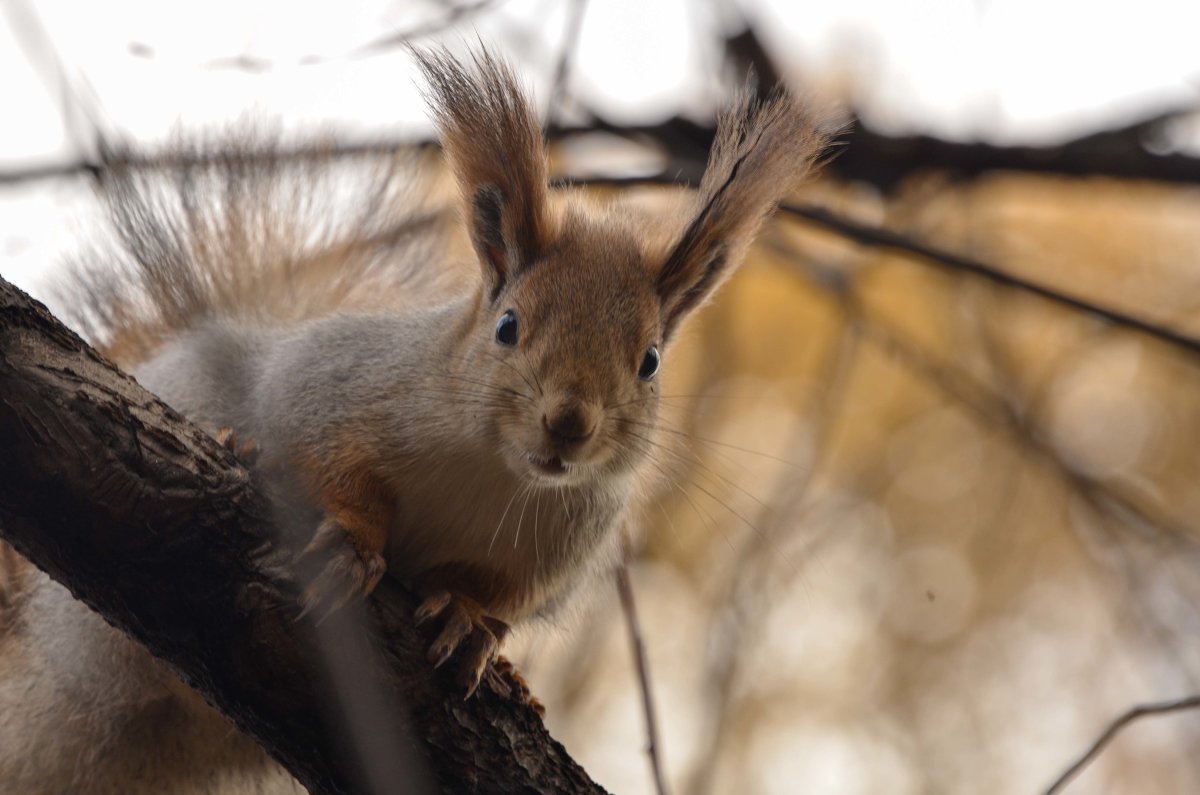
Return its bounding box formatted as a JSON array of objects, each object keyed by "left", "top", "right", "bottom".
[{"left": 0, "top": 274, "right": 607, "bottom": 795}]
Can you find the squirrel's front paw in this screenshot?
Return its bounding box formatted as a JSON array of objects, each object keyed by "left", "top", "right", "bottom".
[
  {"left": 297, "top": 518, "right": 386, "bottom": 618},
  {"left": 414, "top": 590, "right": 510, "bottom": 698}
]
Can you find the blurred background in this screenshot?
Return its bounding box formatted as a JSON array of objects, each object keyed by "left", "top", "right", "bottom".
[{"left": 4, "top": 1, "right": 1200, "bottom": 793}]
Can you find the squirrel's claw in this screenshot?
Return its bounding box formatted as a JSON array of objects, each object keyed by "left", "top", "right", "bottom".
[
  {"left": 413, "top": 590, "right": 452, "bottom": 626},
  {"left": 414, "top": 590, "right": 509, "bottom": 698},
  {"left": 456, "top": 630, "right": 500, "bottom": 698},
  {"left": 296, "top": 519, "right": 386, "bottom": 621}
]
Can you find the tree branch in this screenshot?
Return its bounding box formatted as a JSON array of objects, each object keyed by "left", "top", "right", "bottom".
[
  {"left": 615, "top": 563, "right": 670, "bottom": 795},
  {"left": 0, "top": 274, "right": 607, "bottom": 795},
  {"left": 717, "top": 22, "right": 1200, "bottom": 191},
  {"left": 1044, "top": 695, "right": 1200, "bottom": 794},
  {"left": 777, "top": 202, "right": 1200, "bottom": 357}
]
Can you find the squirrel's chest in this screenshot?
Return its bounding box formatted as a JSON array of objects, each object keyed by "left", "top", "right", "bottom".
[{"left": 383, "top": 467, "right": 624, "bottom": 610}]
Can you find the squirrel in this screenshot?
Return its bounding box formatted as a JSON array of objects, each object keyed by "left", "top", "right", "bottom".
[{"left": 0, "top": 48, "right": 829, "bottom": 792}]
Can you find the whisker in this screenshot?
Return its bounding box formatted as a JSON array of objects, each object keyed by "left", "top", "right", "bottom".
[
  {"left": 484, "top": 351, "right": 540, "bottom": 397},
  {"left": 533, "top": 489, "right": 542, "bottom": 567},
  {"left": 441, "top": 372, "right": 534, "bottom": 403},
  {"left": 558, "top": 483, "right": 571, "bottom": 522},
  {"left": 520, "top": 350, "right": 545, "bottom": 396},
  {"left": 489, "top": 482, "right": 526, "bottom": 556},
  {"left": 605, "top": 392, "right": 767, "bottom": 411},
  {"left": 608, "top": 431, "right": 731, "bottom": 552},
  {"left": 618, "top": 426, "right": 768, "bottom": 543},
  {"left": 614, "top": 418, "right": 773, "bottom": 513},
  {"left": 615, "top": 430, "right": 806, "bottom": 581},
  {"left": 402, "top": 397, "right": 514, "bottom": 417},
  {"left": 513, "top": 481, "right": 535, "bottom": 550},
  {"left": 404, "top": 381, "right": 512, "bottom": 398},
  {"left": 405, "top": 388, "right": 509, "bottom": 404},
  {"left": 619, "top": 415, "right": 807, "bottom": 470}
]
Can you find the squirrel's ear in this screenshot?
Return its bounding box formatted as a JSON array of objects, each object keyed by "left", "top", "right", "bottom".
[
  {"left": 416, "top": 48, "right": 550, "bottom": 300},
  {"left": 654, "top": 86, "right": 833, "bottom": 341}
]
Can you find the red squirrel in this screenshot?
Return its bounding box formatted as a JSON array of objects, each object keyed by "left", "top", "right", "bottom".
[{"left": 0, "top": 48, "right": 829, "bottom": 791}]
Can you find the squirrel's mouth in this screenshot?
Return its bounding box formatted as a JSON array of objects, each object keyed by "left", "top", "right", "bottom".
[{"left": 524, "top": 451, "right": 569, "bottom": 477}]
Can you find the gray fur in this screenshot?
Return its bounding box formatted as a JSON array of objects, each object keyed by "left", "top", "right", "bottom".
[{"left": 140, "top": 305, "right": 630, "bottom": 607}]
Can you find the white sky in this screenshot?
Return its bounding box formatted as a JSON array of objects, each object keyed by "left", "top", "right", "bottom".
[{"left": 2, "top": 0, "right": 1199, "bottom": 293}]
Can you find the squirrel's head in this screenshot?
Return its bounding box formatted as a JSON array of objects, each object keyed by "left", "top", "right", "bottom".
[{"left": 417, "top": 49, "right": 830, "bottom": 487}]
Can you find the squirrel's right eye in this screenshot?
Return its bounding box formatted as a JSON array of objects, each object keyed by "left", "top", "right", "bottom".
[
  {"left": 638, "top": 345, "right": 661, "bottom": 380},
  {"left": 495, "top": 309, "right": 519, "bottom": 347}
]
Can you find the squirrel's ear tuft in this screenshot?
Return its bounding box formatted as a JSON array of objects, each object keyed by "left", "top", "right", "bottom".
[
  {"left": 654, "top": 85, "right": 834, "bottom": 341},
  {"left": 415, "top": 48, "right": 550, "bottom": 299}
]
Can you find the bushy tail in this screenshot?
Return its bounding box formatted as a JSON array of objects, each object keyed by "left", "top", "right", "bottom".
[{"left": 57, "top": 135, "right": 452, "bottom": 365}]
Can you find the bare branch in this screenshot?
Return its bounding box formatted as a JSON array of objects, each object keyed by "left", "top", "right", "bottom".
[
  {"left": 616, "top": 563, "right": 670, "bottom": 795},
  {"left": 545, "top": 0, "right": 589, "bottom": 126},
  {"left": 133, "top": 1, "right": 507, "bottom": 71},
  {"left": 687, "top": 297, "right": 863, "bottom": 795},
  {"left": 1044, "top": 695, "right": 1200, "bottom": 795},
  {"left": 779, "top": 202, "right": 1200, "bottom": 357},
  {"left": 352, "top": 1, "right": 504, "bottom": 59},
  {"left": 717, "top": 23, "right": 1200, "bottom": 191}
]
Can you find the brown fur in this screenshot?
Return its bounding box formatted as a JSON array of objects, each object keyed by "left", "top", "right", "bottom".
[
  {"left": 655, "top": 84, "right": 831, "bottom": 338},
  {"left": 293, "top": 439, "right": 398, "bottom": 555},
  {"left": 415, "top": 49, "right": 554, "bottom": 293}
]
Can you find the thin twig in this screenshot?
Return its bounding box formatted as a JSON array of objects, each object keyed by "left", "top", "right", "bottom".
[
  {"left": 353, "top": 0, "right": 503, "bottom": 58},
  {"left": 545, "top": 0, "right": 588, "bottom": 126},
  {"left": 1043, "top": 695, "right": 1200, "bottom": 794},
  {"left": 853, "top": 301, "right": 1200, "bottom": 550},
  {"left": 186, "top": 0, "right": 505, "bottom": 70},
  {"left": 1, "top": 0, "right": 111, "bottom": 177},
  {"left": 686, "top": 305, "right": 863, "bottom": 795},
  {"left": 779, "top": 202, "right": 1200, "bottom": 357},
  {"left": 616, "top": 563, "right": 671, "bottom": 795}
]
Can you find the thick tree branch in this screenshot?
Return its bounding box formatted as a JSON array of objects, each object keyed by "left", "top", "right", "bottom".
[
  {"left": 6, "top": 98, "right": 1200, "bottom": 190},
  {"left": 0, "top": 274, "right": 606, "bottom": 795}
]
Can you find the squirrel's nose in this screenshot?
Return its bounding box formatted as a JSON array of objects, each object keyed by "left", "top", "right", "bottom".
[{"left": 543, "top": 404, "right": 596, "bottom": 448}]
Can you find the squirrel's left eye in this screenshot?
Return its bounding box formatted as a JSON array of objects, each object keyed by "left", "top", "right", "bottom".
[
  {"left": 638, "top": 345, "right": 660, "bottom": 381},
  {"left": 495, "top": 309, "right": 519, "bottom": 347}
]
